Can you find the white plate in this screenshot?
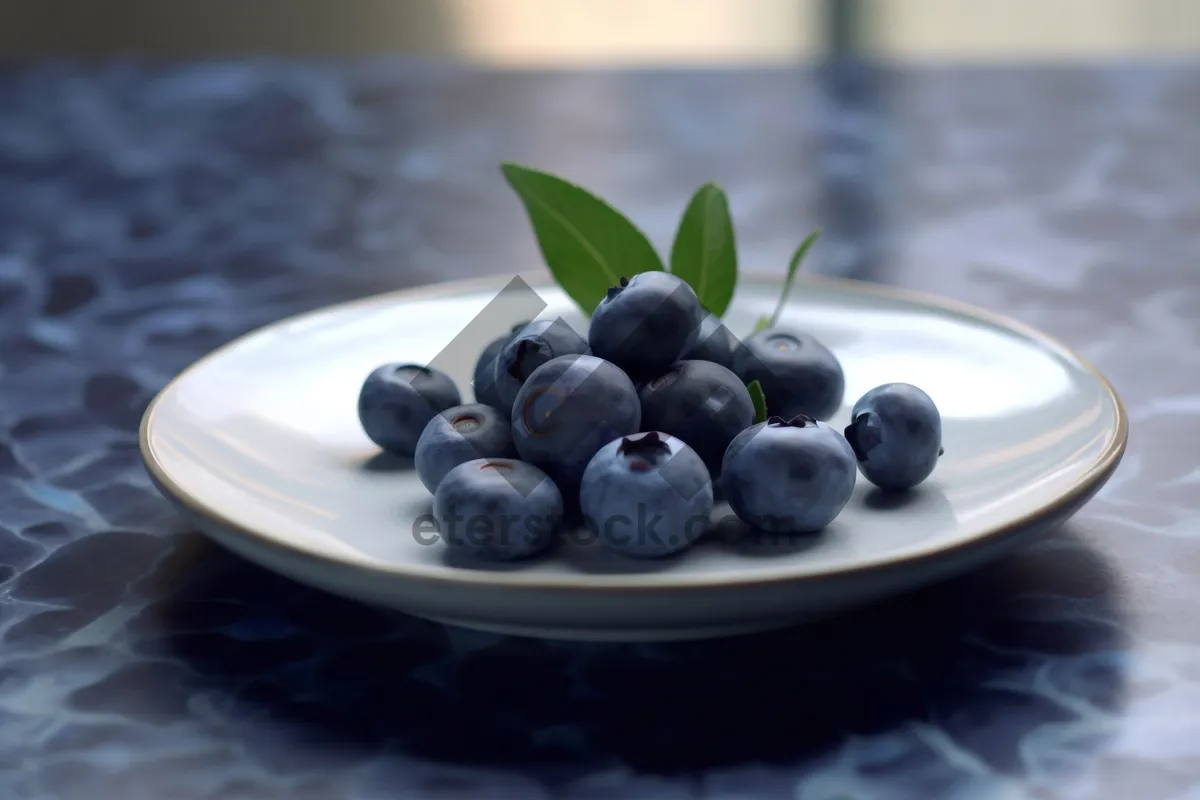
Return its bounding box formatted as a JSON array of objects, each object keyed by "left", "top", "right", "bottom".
[{"left": 140, "top": 273, "right": 1127, "bottom": 641}]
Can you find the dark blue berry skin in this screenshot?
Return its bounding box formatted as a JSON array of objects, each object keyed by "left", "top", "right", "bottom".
[
  {"left": 511, "top": 354, "right": 641, "bottom": 493},
  {"left": 721, "top": 416, "right": 856, "bottom": 533},
  {"left": 494, "top": 318, "right": 589, "bottom": 413},
  {"left": 472, "top": 335, "right": 510, "bottom": 410},
  {"left": 433, "top": 459, "right": 562, "bottom": 561},
  {"left": 580, "top": 432, "right": 713, "bottom": 558},
  {"left": 414, "top": 403, "right": 516, "bottom": 493},
  {"left": 638, "top": 360, "right": 754, "bottom": 478},
  {"left": 844, "top": 383, "right": 942, "bottom": 491},
  {"left": 683, "top": 313, "right": 738, "bottom": 369},
  {"left": 358, "top": 364, "right": 461, "bottom": 457},
  {"left": 732, "top": 327, "right": 845, "bottom": 421},
  {"left": 588, "top": 271, "right": 704, "bottom": 381},
  {"left": 471, "top": 322, "right": 525, "bottom": 410}
]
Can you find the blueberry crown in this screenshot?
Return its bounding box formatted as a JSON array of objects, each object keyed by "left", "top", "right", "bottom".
[
  {"left": 604, "top": 276, "right": 630, "bottom": 301},
  {"left": 767, "top": 414, "right": 817, "bottom": 429},
  {"left": 843, "top": 413, "right": 877, "bottom": 461},
  {"left": 617, "top": 431, "right": 672, "bottom": 461},
  {"left": 508, "top": 339, "right": 546, "bottom": 381}
]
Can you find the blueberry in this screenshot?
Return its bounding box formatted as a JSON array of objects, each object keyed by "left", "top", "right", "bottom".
[
  {"left": 731, "top": 327, "right": 845, "bottom": 421},
  {"left": 511, "top": 354, "right": 641, "bottom": 493},
  {"left": 588, "top": 272, "right": 705, "bottom": 380},
  {"left": 493, "top": 318, "right": 589, "bottom": 412},
  {"left": 433, "top": 459, "right": 563, "bottom": 561},
  {"left": 844, "top": 383, "right": 943, "bottom": 491},
  {"left": 683, "top": 313, "right": 738, "bottom": 369},
  {"left": 414, "top": 403, "right": 516, "bottom": 493},
  {"left": 471, "top": 321, "right": 529, "bottom": 410},
  {"left": 358, "top": 363, "right": 461, "bottom": 457},
  {"left": 638, "top": 360, "right": 754, "bottom": 478},
  {"left": 580, "top": 432, "right": 713, "bottom": 558},
  {"left": 721, "top": 415, "right": 856, "bottom": 533}
]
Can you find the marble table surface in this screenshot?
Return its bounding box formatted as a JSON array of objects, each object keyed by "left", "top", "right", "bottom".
[{"left": 0, "top": 60, "right": 1197, "bottom": 800}]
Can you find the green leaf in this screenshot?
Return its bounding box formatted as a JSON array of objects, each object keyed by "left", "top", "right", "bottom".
[
  {"left": 763, "top": 228, "right": 820, "bottom": 330},
  {"left": 501, "top": 162, "right": 664, "bottom": 315},
  {"left": 747, "top": 380, "right": 768, "bottom": 424},
  {"left": 669, "top": 183, "right": 737, "bottom": 316},
  {"left": 752, "top": 314, "right": 772, "bottom": 333}
]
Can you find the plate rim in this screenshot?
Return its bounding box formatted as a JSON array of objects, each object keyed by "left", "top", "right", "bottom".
[{"left": 139, "top": 271, "right": 1129, "bottom": 592}]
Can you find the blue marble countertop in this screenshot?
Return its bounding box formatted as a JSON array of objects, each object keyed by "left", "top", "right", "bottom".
[{"left": 0, "top": 61, "right": 1197, "bottom": 800}]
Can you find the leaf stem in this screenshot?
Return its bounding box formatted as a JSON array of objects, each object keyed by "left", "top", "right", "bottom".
[
  {"left": 747, "top": 380, "right": 768, "bottom": 424},
  {"left": 764, "top": 228, "right": 821, "bottom": 330}
]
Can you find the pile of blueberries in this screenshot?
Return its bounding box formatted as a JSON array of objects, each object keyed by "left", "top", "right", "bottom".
[{"left": 357, "top": 273, "right": 943, "bottom": 561}]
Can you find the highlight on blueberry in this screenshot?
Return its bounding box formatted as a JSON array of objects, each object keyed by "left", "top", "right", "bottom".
[
  {"left": 432, "top": 458, "right": 563, "bottom": 561},
  {"left": 580, "top": 431, "right": 714, "bottom": 558},
  {"left": 638, "top": 359, "right": 754, "bottom": 478},
  {"left": 358, "top": 363, "right": 461, "bottom": 457},
  {"left": 844, "top": 382, "right": 943, "bottom": 491},
  {"left": 683, "top": 312, "right": 739, "bottom": 369},
  {"left": 588, "top": 271, "right": 705, "bottom": 381},
  {"left": 414, "top": 403, "right": 516, "bottom": 493},
  {"left": 511, "top": 353, "right": 642, "bottom": 495},
  {"left": 731, "top": 327, "right": 845, "bottom": 421},
  {"left": 721, "top": 414, "right": 857, "bottom": 534}
]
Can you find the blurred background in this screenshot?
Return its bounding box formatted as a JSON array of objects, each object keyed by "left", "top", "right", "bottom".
[
  {"left": 2, "top": 1, "right": 1196, "bottom": 295},
  {"left": 2, "top": 0, "right": 1199, "bottom": 61}
]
